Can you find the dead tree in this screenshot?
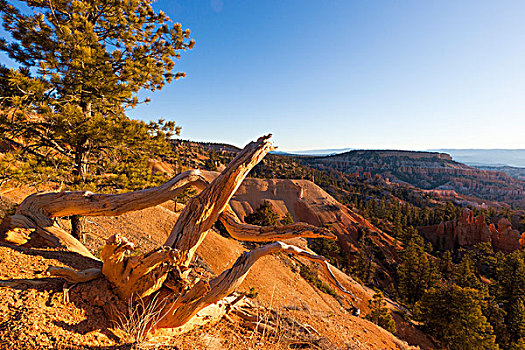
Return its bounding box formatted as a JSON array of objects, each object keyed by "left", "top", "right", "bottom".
[{"left": 0, "top": 135, "right": 352, "bottom": 334}]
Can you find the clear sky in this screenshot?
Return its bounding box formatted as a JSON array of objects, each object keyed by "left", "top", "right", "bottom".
[{"left": 3, "top": 1, "right": 525, "bottom": 151}]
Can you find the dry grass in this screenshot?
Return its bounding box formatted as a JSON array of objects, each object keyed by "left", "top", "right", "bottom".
[
  {"left": 113, "top": 293, "right": 172, "bottom": 348},
  {"left": 108, "top": 275, "right": 361, "bottom": 349}
]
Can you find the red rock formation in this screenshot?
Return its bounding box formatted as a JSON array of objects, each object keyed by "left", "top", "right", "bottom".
[
  {"left": 419, "top": 209, "right": 523, "bottom": 252},
  {"left": 490, "top": 218, "right": 521, "bottom": 252},
  {"left": 422, "top": 189, "right": 459, "bottom": 198}
]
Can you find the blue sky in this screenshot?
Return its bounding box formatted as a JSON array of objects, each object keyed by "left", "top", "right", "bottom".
[{"left": 3, "top": 1, "right": 525, "bottom": 151}]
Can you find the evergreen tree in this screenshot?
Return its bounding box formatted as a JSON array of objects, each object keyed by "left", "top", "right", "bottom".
[
  {"left": 309, "top": 236, "right": 346, "bottom": 269},
  {"left": 415, "top": 285, "right": 498, "bottom": 350},
  {"left": 0, "top": 0, "right": 193, "bottom": 237},
  {"left": 469, "top": 242, "right": 497, "bottom": 277},
  {"left": 0, "top": 0, "right": 193, "bottom": 183},
  {"left": 440, "top": 250, "right": 455, "bottom": 281},
  {"left": 507, "top": 299, "right": 525, "bottom": 349},
  {"left": 366, "top": 291, "right": 396, "bottom": 334},
  {"left": 351, "top": 228, "right": 376, "bottom": 285},
  {"left": 244, "top": 201, "right": 280, "bottom": 226},
  {"left": 455, "top": 255, "right": 487, "bottom": 293},
  {"left": 280, "top": 211, "right": 294, "bottom": 225},
  {"left": 494, "top": 252, "right": 525, "bottom": 347},
  {"left": 397, "top": 235, "right": 439, "bottom": 306},
  {"left": 455, "top": 252, "right": 508, "bottom": 347}
]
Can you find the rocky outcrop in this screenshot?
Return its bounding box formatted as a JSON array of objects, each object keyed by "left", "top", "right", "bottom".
[
  {"left": 419, "top": 209, "right": 524, "bottom": 253},
  {"left": 490, "top": 218, "right": 522, "bottom": 252},
  {"left": 232, "top": 180, "right": 399, "bottom": 293},
  {"left": 422, "top": 189, "right": 459, "bottom": 198},
  {"left": 194, "top": 171, "right": 400, "bottom": 264}
]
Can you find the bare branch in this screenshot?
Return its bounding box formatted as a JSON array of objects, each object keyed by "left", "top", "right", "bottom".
[
  {"left": 46, "top": 266, "right": 102, "bottom": 283},
  {"left": 165, "top": 134, "right": 275, "bottom": 266},
  {"left": 15, "top": 169, "right": 208, "bottom": 218},
  {"left": 156, "top": 241, "right": 354, "bottom": 329},
  {"left": 219, "top": 205, "right": 336, "bottom": 242}
]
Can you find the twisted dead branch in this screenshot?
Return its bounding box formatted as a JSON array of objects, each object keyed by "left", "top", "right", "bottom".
[{"left": 1, "top": 134, "right": 353, "bottom": 334}]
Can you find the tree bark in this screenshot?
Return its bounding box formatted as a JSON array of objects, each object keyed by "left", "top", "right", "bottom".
[
  {"left": 165, "top": 134, "right": 275, "bottom": 266},
  {"left": 70, "top": 215, "right": 85, "bottom": 242},
  {"left": 0, "top": 170, "right": 208, "bottom": 258},
  {"left": 154, "top": 241, "right": 353, "bottom": 330},
  {"left": 219, "top": 205, "right": 336, "bottom": 242},
  {"left": 47, "top": 266, "right": 102, "bottom": 283},
  {"left": 71, "top": 126, "right": 91, "bottom": 241}
]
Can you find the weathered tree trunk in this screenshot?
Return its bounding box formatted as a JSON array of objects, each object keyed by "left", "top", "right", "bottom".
[
  {"left": 1, "top": 134, "right": 353, "bottom": 335},
  {"left": 164, "top": 134, "right": 277, "bottom": 266},
  {"left": 71, "top": 111, "right": 91, "bottom": 241},
  {"left": 0, "top": 169, "right": 207, "bottom": 258},
  {"left": 70, "top": 215, "right": 85, "bottom": 242}
]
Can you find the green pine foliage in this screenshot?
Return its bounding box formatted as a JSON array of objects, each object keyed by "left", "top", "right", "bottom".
[
  {"left": 493, "top": 252, "right": 525, "bottom": 348},
  {"left": 299, "top": 264, "right": 336, "bottom": 296},
  {"left": 280, "top": 211, "right": 294, "bottom": 225},
  {"left": 351, "top": 229, "right": 377, "bottom": 285},
  {"left": 0, "top": 0, "right": 192, "bottom": 190},
  {"left": 454, "top": 255, "right": 488, "bottom": 294},
  {"left": 397, "top": 235, "right": 440, "bottom": 306},
  {"left": 414, "top": 285, "right": 498, "bottom": 350},
  {"left": 439, "top": 250, "right": 455, "bottom": 281},
  {"left": 308, "top": 236, "right": 347, "bottom": 269},
  {"left": 366, "top": 291, "right": 396, "bottom": 334},
  {"left": 244, "top": 200, "right": 281, "bottom": 227}
]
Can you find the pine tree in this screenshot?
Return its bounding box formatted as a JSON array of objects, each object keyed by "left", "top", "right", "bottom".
[
  {"left": 440, "top": 250, "right": 455, "bottom": 281},
  {"left": 494, "top": 252, "right": 525, "bottom": 347},
  {"left": 308, "top": 236, "right": 345, "bottom": 269},
  {"left": 397, "top": 235, "right": 439, "bottom": 306},
  {"left": 469, "top": 242, "right": 497, "bottom": 277},
  {"left": 366, "top": 291, "right": 396, "bottom": 334},
  {"left": 415, "top": 285, "right": 498, "bottom": 350},
  {"left": 280, "top": 211, "right": 294, "bottom": 225},
  {"left": 244, "top": 201, "right": 281, "bottom": 226},
  {"left": 0, "top": 0, "right": 193, "bottom": 237},
  {"left": 454, "top": 255, "right": 487, "bottom": 293},
  {"left": 0, "top": 0, "right": 193, "bottom": 183},
  {"left": 351, "top": 228, "right": 376, "bottom": 285}
]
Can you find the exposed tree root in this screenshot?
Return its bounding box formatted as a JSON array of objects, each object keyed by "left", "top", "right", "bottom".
[
  {"left": 46, "top": 266, "right": 102, "bottom": 284},
  {"left": 0, "top": 170, "right": 208, "bottom": 258},
  {"left": 100, "top": 234, "right": 181, "bottom": 300}
]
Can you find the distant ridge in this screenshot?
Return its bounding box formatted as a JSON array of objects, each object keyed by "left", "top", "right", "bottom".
[
  {"left": 430, "top": 149, "right": 525, "bottom": 168},
  {"left": 275, "top": 148, "right": 353, "bottom": 156},
  {"left": 280, "top": 147, "right": 525, "bottom": 168},
  {"left": 301, "top": 149, "right": 525, "bottom": 206},
  {"left": 321, "top": 149, "right": 453, "bottom": 161}
]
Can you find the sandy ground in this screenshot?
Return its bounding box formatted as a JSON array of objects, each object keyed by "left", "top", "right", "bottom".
[{"left": 0, "top": 183, "right": 433, "bottom": 349}]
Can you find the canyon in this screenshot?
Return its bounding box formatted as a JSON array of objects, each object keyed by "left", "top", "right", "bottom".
[{"left": 304, "top": 150, "right": 525, "bottom": 207}]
